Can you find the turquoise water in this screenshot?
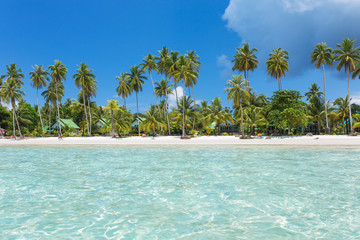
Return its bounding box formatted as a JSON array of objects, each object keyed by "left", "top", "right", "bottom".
[{"left": 0, "top": 146, "right": 359, "bottom": 239}]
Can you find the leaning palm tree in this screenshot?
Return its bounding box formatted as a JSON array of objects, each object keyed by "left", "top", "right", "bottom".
[
  {"left": 232, "top": 43, "right": 258, "bottom": 86},
  {"left": 311, "top": 42, "right": 333, "bottom": 133},
  {"left": 266, "top": 48, "right": 289, "bottom": 90},
  {"left": 49, "top": 61, "right": 67, "bottom": 137},
  {"left": 116, "top": 73, "right": 131, "bottom": 109},
  {"left": 104, "top": 100, "right": 120, "bottom": 137},
  {"left": 140, "top": 105, "right": 166, "bottom": 136},
  {"left": 155, "top": 78, "right": 173, "bottom": 135},
  {"left": 334, "top": 38, "right": 360, "bottom": 135},
  {"left": 1, "top": 64, "right": 25, "bottom": 138},
  {"left": 73, "top": 63, "right": 95, "bottom": 135},
  {"left": 30, "top": 65, "right": 49, "bottom": 136},
  {"left": 172, "top": 55, "right": 198, "bottom": 137},
  {"left": 141, "top": 54, "right": 159, "bottom": 107},
  {"left": 128, "top": 65, "right": 147, "bottom": 135},
  {"left": 224, "top": 75, "right": 250, "bottom": 138}
]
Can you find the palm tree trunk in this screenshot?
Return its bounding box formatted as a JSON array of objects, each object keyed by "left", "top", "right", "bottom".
[
  {"left": 239, "top": 102, "right": 245, "bottom": 138},
  {"left": 348, "top": 71, "right": 354, "bottom": 135},
  {"left": 48, "top": 106, "right": 51, "bottom": 136},
  {"left": 174, "top": 80, "right": 179, "bottom": 107},
  {"left": 165, "top": 91, "right": 171, "bottom": 135},
  {"left": 111, "top": 110, "right": 114, "bottom": 137},
  {"left": 322, "top": 64, "right": 329, "bottom": 134},
  {"left": 88, "top": 97, "right": 92, "bottom": 135},
  {"left": 12, "top": 101, "right": 16, "bottom": 138},
  {"left": 192, "top": 87, "right": 196, "bottom": 130},
  {"left": 247, "top": 70, "right": 250, "bottom": 87},
  {"left": 37, "top": 88, "right": 44, "bottom": 137},
  {"left": 124, "top": 97, "right": 126, "bottom": 110},
  {"left": 55, "top": 85, "right": 62, "bottom": 137},
  {"left": 12, "top": 100, "right": 22, "bottom": 138},
  {"left": 182, "top": 81, "right": 186, "bottom": 137},
  {"left": 82, "top": 90, "right": 90, "bottom": 135},
  {"left": 136, "top": 91, "right": 140, "bottom": 136}
]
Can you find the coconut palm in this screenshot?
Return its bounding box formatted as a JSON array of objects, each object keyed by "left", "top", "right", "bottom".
[
  {"left": 185, "top": 51, "right": 201, "bottom": 104},
  {"left": 334, "top": 96, "right": 351, "bottom": 134},
  {"left": 73, "top": 63, "right": 95, "bottom": 135},
  {"left": 311, "top": 43, "right": 334, "bottom": 133},
  {"left": 334, "top": 38, "right": 360, "bottom": 135},
  {"left": 167, "top": 51, "right": 179, "bottom": 103},
  {"left": 242, "top": 105, "right": 266, "bottom": 135},
  {"left": 170, "top": 96, "right": 200, "bottom": 133},
  {"left": 224, "top": 75, "right": 250, "bottom": 138},
  {"left": 141, "top": 54, "right": 159, "bottom": 106},
  {"left": 104, "top": 100, "right": 120, "bottom": 137},
  {"left": 232, "top": 43, "right": 258, "bottom": 86},
  {"left": 128, "top": 65, "right": 147, "bottom": 135},
  {"left": 202, "top": 97, "right": 233, "bottom": 135},
  {"left": 155, "top": 78, "right": 173, "bottom": 134},
  {"left": 42, "top": 80, "right": 64, "bottom": 135},
  {"left": 116, "top": 72, "right": 131, "bottom": 109},
  {"left": 171, "top": 55, "right": 198, "bottom": 137},
  {"left": 307, "top": 95, "right": 325, "bottom": 134},
  {"left": 49, "top": 61, "right": 67, "bottom": 137},
  {"left": 0, "top": 77, "right": 24, "bottom": 138},
  {"left": 112, "top": 107, "right": 133, "bottom": 136},
  {"left": 30, "top": 65, "right": 49, "bottom": 136},
  {"left": 305, "top": 83, "right": 323, "bottom": 101},
  {"left": 1, "top": 64, "right": 25, "bottom": 138},
  {"left": 353, "top": 114, "right": 360, "bottom": 129},
  {"left": 266, "top": 48, "right": 289, "bottom": 90},
  {"left": 140, "top": 105, "right": 166, "bottom": 136}
]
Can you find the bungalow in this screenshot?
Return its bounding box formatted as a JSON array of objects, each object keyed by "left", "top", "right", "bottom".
[
  {"left": 50, "top": 118, "right": 80, "bottom": 135},
  {"left": 132, "top": 117, "right": 146, "bottom": 129},
  {"left": 95, "top": 118, "right": 108, "bottom": 129},
  {"left": 209, "top": 121, "right": 239, "bottom": 134}
]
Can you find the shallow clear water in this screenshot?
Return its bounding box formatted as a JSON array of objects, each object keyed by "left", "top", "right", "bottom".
[{"left": 0, "top": 146, "right": 359, "bottom": 239}]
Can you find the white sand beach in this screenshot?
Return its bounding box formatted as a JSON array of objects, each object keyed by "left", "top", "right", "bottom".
[{"left": 0, "top": 135, "right": 359, "bottom": 146}]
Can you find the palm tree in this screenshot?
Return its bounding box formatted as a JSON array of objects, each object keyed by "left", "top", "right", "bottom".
[
  {"left": 185, "top": 51, "right": 201, "bottom": 104},
  {"left": 334, "top": 96, "right": 350, "bottom": 134},
  {"left": 128, "top": 65, "right": 147, "bottom": 135},
  {"left": 167, "top": 51, "right": 179, "bottom": 103},
  {"left": 266, "top": 48, "right": 289, "bottom": 90},
  {"left": 49, "top": 61, "right": 67, "bottom": 137},
  {"left": 73, "top": 63, "right": 95, "bottom": 135},
  {"left": 42, "top": 80, "right": 64, "bottom": 135},
  {"left": 141, "top": 54, "right": 159, "bottom": 107},
  {"left": 242, "top": 106, "right": 266, "bottom": 135},
  {"left": 307, "top": 96, "right": 325, "bottom": 134},
  {"left": 155, "top": 78, "right": 173, "bottom": 135},
  {"left": 202, "top": 97, "right": 233, "bottom": 135},
  {"left": 116, "top": 73, "right": 131, "bottom": 109},
  {"left": 334, "top": 38, "right": 360, "bottom": 135},
  {"left": 104, "top": 100, "right": 120, "bottom": 137},
  {"left": 311, "top": 43, "right": 334, "bottom": 133},
  {"left": 1, "top": 64, "right": 25, "bottom": 138},
  {"left": 224, "top": 75, "right": 250, "bottom": 138},
  {"left": 112, "top": 107, "right": 132, "bottom": 136},
  {"left": 232, "top": 43, "right": 258, "bottom": 86},
  {"left": 305, "top": 83, "right": 323, "bottom": 101},
  {"left": 170, "top": 96, "right": 200, "bottom": 133},
  {"left": 30, "top": 65, "right": 49, "bottom": 136},
  {"left": 140, "top": 105, "right": 166, "bottom": 136},
  {"left": 172, "top": 55, "right": 198, "bottom": 137}
]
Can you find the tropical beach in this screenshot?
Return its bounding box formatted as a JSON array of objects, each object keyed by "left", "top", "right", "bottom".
[
  {"left": 0, "top": 135, "right": 359, "bottom": 146},
  {"left": 1, "top": 0, "right": 360, "bottom": 239}
]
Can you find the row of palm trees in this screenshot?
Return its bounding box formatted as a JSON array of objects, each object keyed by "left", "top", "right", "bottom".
[
  {"left": 115, "top": 47, "right": 200, "bottom": 137},
  {"left": 233, "top": 38, "right": 360, "bottom": 135}
]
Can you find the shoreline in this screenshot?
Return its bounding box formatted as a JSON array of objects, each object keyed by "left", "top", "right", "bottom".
[{"left": 0, "top": 135, "right": 359, "bottom": 147}]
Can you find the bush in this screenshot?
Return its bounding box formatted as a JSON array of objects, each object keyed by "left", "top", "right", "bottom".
[
  {"left": 189, "top": 130, "right": 198, "bottom": 136},
  {"left": 221, "top": 132, "right": 228, "bottom": 136}
]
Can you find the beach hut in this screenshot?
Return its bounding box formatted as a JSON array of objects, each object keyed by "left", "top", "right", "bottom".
[
  {"left": 50, "top": 119, "right": 80, "bottom": 135},
  {"left": 132, "top": 117, "right": 146, "bottom": 129},
  {"left": 95, "top": 118, "right": 108, "bottom": 129}
]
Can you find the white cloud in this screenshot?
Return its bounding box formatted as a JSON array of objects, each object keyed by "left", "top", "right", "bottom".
[
  {"left": 168, "top": 86, "right": 184, "bottom": 108},
  {"left": 222, "top": 0, "right": 360, "bottom": 77},
  {"left": 217, "top": 54, "right": 233, "bottom": 79},
  {"left": 351, "top": 92, "right": 360, "bottom": 105}
]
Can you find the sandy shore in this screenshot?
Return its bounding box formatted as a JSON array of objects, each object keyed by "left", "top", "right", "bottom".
[{"left": 0, "top": 135, "right": 359, "bottom": 147}]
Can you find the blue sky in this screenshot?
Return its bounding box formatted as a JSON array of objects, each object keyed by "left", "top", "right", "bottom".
[{"left": 1, "top": 0, "right": 360, "bottom": 112}]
